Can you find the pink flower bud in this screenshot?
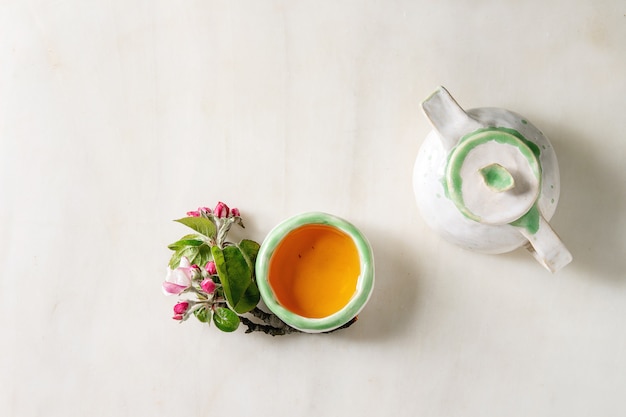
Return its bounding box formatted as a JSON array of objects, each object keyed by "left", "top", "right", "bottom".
[
  {"left": 172, "top": 314, "right": 184, "bottom": 321},
  {"left": 199, "top": 207, "right": 212, "bottom": 215},
  {"left": 187, "top": 210, "right": 201, "bottom": 217},
  {"left": 231, "top": 208, "right": 241, "bottom": 217},
  {"left": 173, "top": 301, "right": 189, "bottom": 315},
  {"left": 188, "top": 264, "right": 203, "bottom": 280},
  {"left": 205, "top": 261, "right": 217, "bottom": 275},
  {"left": 200, "top": 278, "right": 216, "bottom": 294},
  {"left": 214, "top": 201, "right": 229, "bottom": 218}
]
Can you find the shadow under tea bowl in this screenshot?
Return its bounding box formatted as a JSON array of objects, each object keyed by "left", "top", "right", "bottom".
[{"left": 256, "top": 212, "right": 375, "bottom": 333}]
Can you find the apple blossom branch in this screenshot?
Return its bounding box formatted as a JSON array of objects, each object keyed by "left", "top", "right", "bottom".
[{"left": 162, "top": 202, "right": 357, "bottom": 335}]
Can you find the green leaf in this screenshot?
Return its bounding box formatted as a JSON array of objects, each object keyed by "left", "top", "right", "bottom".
[
  {"left": 212, "top": 307, "right": 240, "bottom": 332},
  {"left": 167, "top": 239, "right": 204, "bottom": 251},
  {"left": 238, "top": 239, "right": 260, "bottom": 268},
  {"left": 169, "top": 246, "right": 199, "bottom": 269},
  {"left": 194, "top": 307, "right": 211, "bottom": 323},
  {"left": 174, "top": 217, "right": 217, "bottom": 239},
  {"left": 211, "top": 245, "right": 260, "bottom": 314},
  {"left": 180, "top": 233, "right": 202, "bottom": 240},
  {"left": 194, "top": 244, "right": 213, "bottom": 268},
  {"left": 168, "top": 243, "right": 213, "bottom": 269}
]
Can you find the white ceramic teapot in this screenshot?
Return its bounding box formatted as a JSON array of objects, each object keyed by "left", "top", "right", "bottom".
[{"left": 413, "top": 86, "right": 572, "bottom": 272}]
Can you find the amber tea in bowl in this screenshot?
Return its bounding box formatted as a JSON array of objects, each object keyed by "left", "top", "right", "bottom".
[{"left": 256, "top": 212, "right": 374, "bottom": 333}]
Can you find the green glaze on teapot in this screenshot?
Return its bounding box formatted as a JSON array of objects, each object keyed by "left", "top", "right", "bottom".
[
  {"left": 480, "top": 164, "right": 515, "bottom": 192},
  {"left": 510, "top": 204, "right": 541, "bottom": 235}
]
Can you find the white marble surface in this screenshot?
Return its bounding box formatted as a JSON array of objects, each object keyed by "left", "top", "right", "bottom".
[{"left": 2, "top": 1, "right": 625, "bottom": 415}]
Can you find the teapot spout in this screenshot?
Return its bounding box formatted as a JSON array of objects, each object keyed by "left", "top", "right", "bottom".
[{"left": 422, "top": 86, "right": 483, "bottom": 151}]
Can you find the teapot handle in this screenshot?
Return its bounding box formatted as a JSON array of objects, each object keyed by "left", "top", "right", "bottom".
[
  {"left": 519, "top": 215, "right": 572, "bottom": 273},
  {"left": 421, "top": 86, "right": 483, "bottom": 151}
]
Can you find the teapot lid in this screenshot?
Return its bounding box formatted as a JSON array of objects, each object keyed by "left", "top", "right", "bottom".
[{"left": 444, "top": 127, "right": 541, "bottom": 225}]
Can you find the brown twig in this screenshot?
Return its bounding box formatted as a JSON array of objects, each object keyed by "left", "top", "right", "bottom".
[
  {"left": 240, "top": 316, "right": 301, "bottom": 336},
  {"left": 240, "top": 307, "right": 358, "bottom": 336}
]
